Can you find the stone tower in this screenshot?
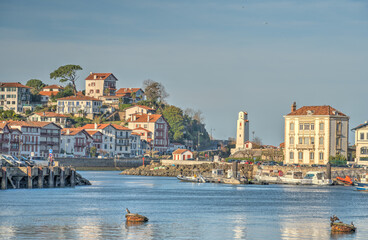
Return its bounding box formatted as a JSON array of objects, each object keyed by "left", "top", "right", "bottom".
[{"left": 236, "top": 111, "right": 249, "bottom": 149}]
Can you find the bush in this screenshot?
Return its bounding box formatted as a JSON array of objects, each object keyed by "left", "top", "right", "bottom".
[{"left": 329, "top": 154, "right": 347, "bottom": 166}]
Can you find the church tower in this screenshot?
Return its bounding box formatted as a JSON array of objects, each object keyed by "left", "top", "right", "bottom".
[{"left": 236, "top": 111, "right": 249, "bottom": 149}]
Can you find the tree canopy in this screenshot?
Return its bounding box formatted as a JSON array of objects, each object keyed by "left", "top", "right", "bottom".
[
  {"left": 143, "top": 79, "right": 169, "bottom": 105},
  {"left": 26, "top": 79, "right": 45, "bottom": 94},
  {"left": 50, "top": 64, "right": 82, "bottom": 96}
]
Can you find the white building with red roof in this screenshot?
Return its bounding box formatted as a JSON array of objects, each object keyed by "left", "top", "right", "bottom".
[
  {"left": 284, "top": 102, "right": 349, "bottom": 165},
  {"left": 0, "top": 82, "right": 31, "bottom": 113},
  {"left": 116, "top": 88, "right": 145, "bottom": 103},
  {"left": 60, "top": 128, "right": 93, "bottom": 157},
  {"left": 172, "top": 149, "right": 193, "bottom": 160},
  {"left": 85, "top": 72, "right": 117, "bottom": 99},
  {"left": 127, "top": 113, "right": 170, "bottom": 153},
  {"left": 28, "top": 112, "right": 69, "bottom": 127},
  {"left": 39, "top": 85, "right": 64, "bottom": 103},
  {"left": 352, "top": 122, "right": 368, "bottom": 165},
  {"left": 57, "top": 95, "right": 102, "bottom": 119},
  {"left": 124, "top": 105, "right": 156, "bottom": 121},
  {"left": 84, "top": 130, "right": 104, "bottom": 153}
]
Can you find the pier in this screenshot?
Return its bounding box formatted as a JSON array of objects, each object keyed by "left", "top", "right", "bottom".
[{"left": 0, "top": 166, "right": 80, "bottom": 190}]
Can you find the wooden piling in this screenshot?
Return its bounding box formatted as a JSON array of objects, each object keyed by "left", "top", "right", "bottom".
[
  {"left": 70, "top": 169, "right": 75, "bottom": 187},
  {"left": 49, "top": 167, "right": 54, "bottom": 188},
  {"left": 60, "top": 167, "right": 65, "bottom": 187},
  {"left": 38, "top": 167, "right": 43, "bottom": 188},
  {"left": 1, "top": 167, "right": 7, "bottom": 190},
  {"left": 27, "top": 166, "right": 33, "bottom": 189}
]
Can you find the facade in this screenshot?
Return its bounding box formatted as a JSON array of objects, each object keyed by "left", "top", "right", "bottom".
[
  {"left": 284, "top": 102, "right": 349, "bottom": 165},
  {"left": 60, "top": 128, "right": 93, "bottom": 157},
  {"left": 130, "top": 133, "right": 146, "bottom": 157},
  {"left": 116, "top": 88, "right": 145, "bottom": 103},
  {"left": 57, "top": 95, "right": 102, "bottom": 119},
  {"left": 0, "top": 82, "right": 31, "bottom": 113},
  {"left": 85, "top": 130, "right": 104, "bottom": 153},
  {"left": 28, "top": 112, "right": 69, "bottom": 128},
  {"left": 85, "top": 73, "right": 117, "bottom": 99},
  {"left": 127, "top": 113, "right": 170, "bottom": 153},
  {"left": 352, "top": 122, "right": 368, "bottom": 165},
  {"left": 39, "top": 85, "right": 64, "bottom": 104},
  {"left": 172, "top": 149, "right": 193, "bottom": 160},
  {"left": 124, "top": 105, "right": 156, "bottom": 121}
]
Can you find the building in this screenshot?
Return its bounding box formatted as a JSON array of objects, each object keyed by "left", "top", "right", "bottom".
[
  {"left": 127, "top": 113, "right": 170, "bottom": 153},
  {"left": 124, "top": 105, "right": 156, "bottom": 121},
  {"left": 130, "top": 132, "right": 146, "bottom": 157},
  {"left": 0, "top": 122, "right": 11, "bottom": 154},
  {"left": 81, "top": 123, "right": 131, "bottom": 157},
  {"left": 60, "top": 128, "right": 93, "bottom": 157},
  {"left": 57, "top": 95, "right": 102, "bottom": 119},
  {"left": 28, "top": 112, "right": 69, "bottom": 128},
  {"left": 85, "top": 130, "right": 104, "bottom": 153},
  {"left": 85, "top": 73, "right": 118, "bottom": 99},
  {"left": 352, "top": 121, "right": 368, "bottom": 165},
  {"left": 230, "top": 111, "right": 250, "bottom": 154},
  {"left": 39, "top": 85, "right": 64, "bottom": 104},
  {"left": 116, "top": 88, "right": 145, "bottom": 103},
  {"left": 0, "top": 82, "right": 31, "bottom": 113},
  {"left": 284, "top": 102, "right": 349, "bottom": 165},
  {"left": 172, "top": 149, "right": 193, "bottom": 160}
]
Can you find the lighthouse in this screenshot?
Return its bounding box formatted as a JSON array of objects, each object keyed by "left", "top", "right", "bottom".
[{"left": 236, "top": 111, "right": 249, "bottom": 150}]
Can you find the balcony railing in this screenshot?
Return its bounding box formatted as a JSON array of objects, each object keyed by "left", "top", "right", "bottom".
[
  {"left": 10, "top": 139, "right": 20, "bottom": 143},
  {"left": 0, "top": 138, "right": 9, "bottom": 143},
  {"left": 296, "top": 144, "right": 315, "bottom": 149},
  {"left": 93, "top": 139, "right": 102, "bottom": 143},
  {"left": 74, "top": 142, "right": 85, "bottom": 147},
  {"left": 40, "top": 132, "right": 60, "bottom": 136},
  {"left": 40, "top": 141, "right": 58, "bottom": 145}
]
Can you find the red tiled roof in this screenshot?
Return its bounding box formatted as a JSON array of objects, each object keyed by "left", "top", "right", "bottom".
[
  {"left": 7, "top": 121, "right": 59, "bottom": 128},
  {"left": 0, "top": 122, "right": 8, "bottom": 130},
  {"left": 85, "top": 73, "right": 117, "bottom": 81},
  {"left": 127, "top": 113, "right": 164, "bottom": 123},
  {"left": 80, "top": 124, "right": 110, "bottom": 130},
  {"left": 43, "top": 85, "right": 64, "bottom": 90},
  {"left": 61, "top": 128, "right": 85, "bottom": 136},
  {"left": 58, "top": 95, "right": 101, "bottom": 101},
  {"left": 39, "top": 91, "right": 58, "bottom": 96},
  {"left": 125, "top": 105, "right": 155, "bottom": 111},
  {"left": 116, "top": 88, "right": 142, "bottom": 95},
  {"left": 172, "top": 149, "right": 192, "bottom": 155},
  {"left": 352, "top": 122, "right": 368, "bottom": 131},
  {"left": 0, "top": 82, "right": 31, "bottom": 88},
  {"left": 133, "top": 127, "right": 151, "bottom": 132},
  {"left": 85, "top": 130, "right": 102, "bottom": 136},
  {"left": 34, "top": 112, "right": 68, "bottom": 118},
  {"left": 287, "top": 105, "right": 346, "bottom": 116},
  {"left": 111, "top": 124, "right": 131, "bottom": 131}
]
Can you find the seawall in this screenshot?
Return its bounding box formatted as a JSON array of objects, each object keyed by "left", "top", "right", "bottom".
[{"left": 55, "top": 157, "right": 145, "bottom": 170}]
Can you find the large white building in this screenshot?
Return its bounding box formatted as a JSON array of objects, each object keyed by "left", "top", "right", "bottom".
[
  {"left": 57, "top": 95, "right": 102, "bottom": 119},
  {"left": 85, "top": 73, "right": 118, "bottom": 99},
  {"left": 0, "top": 82, "right": 31, "bottom": 113},
  {"left": 352, "top": 122, "right": 368, "bottom": 165},
  {"left": 60, "top": 128, "right": 93, "bottom": 157},
  {"left": 284, "top": 102, "right": 349, "bottom": 165}
]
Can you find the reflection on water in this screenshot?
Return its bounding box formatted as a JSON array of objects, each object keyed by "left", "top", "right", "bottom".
[{"left": 1, "top": 172, "right": 368, "bottom": 240}]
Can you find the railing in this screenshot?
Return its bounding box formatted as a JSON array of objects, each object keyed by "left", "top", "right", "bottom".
[
  {"left": 93, "top": 139, "right": 102, "bottom": 143},
  {"left": 74, "top": 142, "right": 85, "bottom": 147},
  {"left": 39, "top": 141, "right": 58, "bottom": 145},
  {"left": 10, "top": 139, "right": 20, "bottom": 143},
  {"left": 0, "top": 138, "right": 9, "bottom": 143},
  {"left": 296, "top": 144, "right": 315, "bottom": 149},
  {"left": 40, "top": 132, "right": 60, "bottom": 136}
]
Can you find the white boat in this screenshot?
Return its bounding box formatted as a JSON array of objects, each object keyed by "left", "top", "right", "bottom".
[
  {"left": 280, "top": 171, "right": 303, "bottom": 184},
  {"left": 254, "top": 170, "right": 280, "bottom": 184},
  {"left": 301, "top": 171, "right": 332, "bottom": 185},
  {"left": 177, "top": 175, "right": 207, "bottom": 183}
]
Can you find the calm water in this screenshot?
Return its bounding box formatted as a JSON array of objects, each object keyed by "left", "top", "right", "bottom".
[{"left": 1, "top": 171, "right": 368, "bottom": 240}]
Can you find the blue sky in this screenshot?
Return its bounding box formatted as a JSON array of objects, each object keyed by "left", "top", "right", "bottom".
[{"left": 0, "top": 0, "right": 367, "bottom": 145}]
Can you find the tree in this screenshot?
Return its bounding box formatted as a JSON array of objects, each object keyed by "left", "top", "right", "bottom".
[
  {"left": 55, "top": 84, "right": 74, "bottom": 99},
  {"left": 162, "top": 105, "right": 185, "bottom": 142},
  {"left": 90, "top": 146, "right": 97, "bottom": 157},
  {"left": 50, "top": 64, "right": 82, "bottom": 96},
  {"left": 143, "top": 79, "right": 169, "bottom": 104},
  {"left": 26, "top": 79, "right": 45, "bottom": 94}
]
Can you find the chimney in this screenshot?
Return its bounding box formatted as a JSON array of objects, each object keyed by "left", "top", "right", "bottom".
[
  {"left": 94, "top": 123, "right": 97, "bottom": 129},
  {"left": 94, "top": 75, "right": 97, "bottom": 80},
  {"left": 147, "top": 114, "right": 149, "bottom": 122},
  {"left": 291, "top": 102, "right": 296, "bottom": 112},
  {"left": 67, "top": 129, "right": 70, "bottom": 135},
  {"left": 43, "top": 111, "right": 46, "bottom": 116}
]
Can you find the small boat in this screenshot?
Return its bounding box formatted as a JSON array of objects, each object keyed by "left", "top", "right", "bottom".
[
  {"left": 330, "top": 215, "right": 356, "bottom": 232},
  {"left": 301, "top": 171, "right": 332, "bottom": 185},
  {"left": 254, "top": 170, "right": 280, "bottom": 184},
  {"left": 356, "top": 186, "right": 368, "bottom": 191},
  {"left": 354, "top": 173, "right": 368, "bottom": 187},
  {"left": 336, "top": 176, "right": 353, "bottom": 185},
  {"left": 125, "top": 208, "right": 148, "bottom": 222},
  {"left": 223, "top": 178, "right": 241, "bottom": 185},
  {"left": 279, "top": 171, "right": 303, "bottom": 184},
  {"left": 177, "top": 175, "right": 207, "bottom": 183}
]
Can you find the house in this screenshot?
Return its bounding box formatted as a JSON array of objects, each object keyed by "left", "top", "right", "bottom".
[
  {"left": 284, "top": 102, "right": 349, "bottom": 165},
  {"left": 172, "top": 149, "right": 193, "bottom": 160},
  {"left": 84, "top": 130, "right": 104, "bottom": 153},
  {"left": 116, "top": 88, "right": 145, "bottom": 103},
  {"left": 168, "top": 142, "right": 186, "bottom": 153},
  {"left": 0, "top": 122, "right": 11, "bottom": 155},
  {"left": 127, "top": 113, "right": 170, "bottom": 153},
  {"left": 130, "top": 132, "right": 147, "bottom": 157},
  {"left": 124, "top": 105, "right": 156, "bottom": 121},
  {"left": 39, "top": 85, "right": 64, "bottom": 104},
  {"left": 80, "top": 123, "right": 131, "bottom": 157},
  {"left": 61, "top": 128, "right": 93, "bottom": 157},
  {"left": 0, "top": 82, "right": 31, "bottom": 113},
  {"left": 28, "top": 112, "right": 69, "bottom": 128},
  {"left": 352, "top": 121, "right": 368, "bottom": 165},
  {"left": 85, "top": 72, "right": 118, "bottom": 99},
  {"left": 57, "top": 95, "right": 102, "bottom": 119}
]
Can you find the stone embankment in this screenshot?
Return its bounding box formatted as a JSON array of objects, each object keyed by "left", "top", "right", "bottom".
[{"left": 120, "top": 161, "right": 254, "bottom": 179}]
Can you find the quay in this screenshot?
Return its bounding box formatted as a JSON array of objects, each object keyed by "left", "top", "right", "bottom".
[{"left": 0, "top": 166, "right": 86, "bottom": 190}]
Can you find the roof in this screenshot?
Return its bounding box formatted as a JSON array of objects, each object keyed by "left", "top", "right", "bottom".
[
  {"left": 0, "top": 82, "right": 31, "bottom": 88},
  {"left": 133, "top": 127, "right": 151, "bottom": 132},
  {"left": 7, "top": 121, "right": 61, "bottom": 128},
  {"left": 127, "top": 113, "right": 164, "bottom": 123},
  {"left": 352, "top": 122, "right": 368, "bottom": 131},
  {"left": 287, "top": 105, "right": 347, "bottom": 116},
  {"left": 131, "top": 132, "right": 141, "bottom": 136},
  {"left": 34, "top": 112, "right": 68, "bottom": 118},
  {"left": 39, "top": 91, "right": 58, "bottom": 96},
  {"left": 81, "top": 123, "right": 131, "bottom": 131},
  {"left": 85, "top": 73, "right": 117, "bottom": 81},
  {"left": 57, "top": 95, "right": 101, "bottom": 101},
  {"left": 116, "top": 88, "right": 143, "bottom": 95},
  {"left": 111, "top": 124, "right": 131, "bottom": 131},
  {"left": 43, "top": 85, "right": 64, "bottom": 90},
  {"left": 0, "top": 122, "right": 8, "bottom": 130},
  {"left": 125, "top": 105, "right": 155, "bottom": 111},
  {"left": 172, "top": 149, "right": 192, "bottom": 155},
  {"left": 61, "top": 128, "right": 85, "bottom": 136},
  {"left": 85, "top": 130, "right": 102, "bottom": 136}
]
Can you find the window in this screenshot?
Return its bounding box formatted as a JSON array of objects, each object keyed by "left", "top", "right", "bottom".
[
  {"left": 336, "top": 123, "right": 341, "bottom": 131},
  {"left": 361, "top": 147, "right": 368, "bottom": 155},
  {"left": 310, "top": 152, "right": 314, "bottom": 160},
  {"left": 299, "top": 137, "right": 303, "bottom": 144},
  {"left": 289, "top": 137, "right": 294, "bottom": 145},
  {"left": 336, "top": 138, "right": 341, "bottom": 147},
  {"left": 361, "top": 133, "right": 365, "bottom": 140},
  {"left": 319, "top": 152, "right": 324, "bottom": 160},
  {"left": 96, "top": 90, "right": 100, "bottom": 93},
  {"left": 311, "top": 137, "right": 315, "bottom": 144},
  {"left": 304, "top": 137, "right": 309, "bottom": 145},
  {"left": 304, "top": 124, "right": 310, "bottom": 130},
  {"left": 298, "top": 152, "right": 303, "bottom": 160},
  {"left": 299, "top": 124, "right": 303, "bottom": 130},
  {"left": 319, "top": 122, "right": 324, "bottom": 131},
  {"left": 319, "top": 137, "right": 324, "bottom": 145}
]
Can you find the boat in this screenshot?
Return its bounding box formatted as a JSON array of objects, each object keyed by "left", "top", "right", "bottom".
[
  {"left": 336, "top": 176, "right": 353, "bottom": 185},
  {"left": 301, "top": 171, "right": 333, "bottom": 185},
  {"left": 279, "top": 171, "right": 303, "bottom": 184},
  {"left": 125, "top": 208, "right": 148, "bottom": 222},
  {"left": 354, "top": 173, "right": 368, "bottom": 187},
  {"left": 223, "top": 178, "right": 241, "bottom": 185},
  {"left": 177, "top": 174, "right": 207, "bottom": 183},
  {"left": 356, "top": 186, "right": 368, "bottom": 191},
  {"left": 254, "top": 170, "right": 281, "bottom": 184},
  {"left": 330, "top": 215, "right": 356, "bottom": 232}
]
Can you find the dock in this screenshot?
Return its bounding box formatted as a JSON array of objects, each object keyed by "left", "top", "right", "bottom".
[{"left": 0, "top": 166, "right": 79, "bottom": 190}]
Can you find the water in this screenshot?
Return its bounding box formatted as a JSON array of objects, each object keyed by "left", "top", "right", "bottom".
[{"left": 1, "top": 171, "right": 368, "bottom": 240}]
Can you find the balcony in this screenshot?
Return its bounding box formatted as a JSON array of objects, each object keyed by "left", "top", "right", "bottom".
[
  {"left": 93, "top": 139, "right": 102, "bottom": 143},
  {"left": 0, "top": 138, "right": 9, "bottom": 143},
  {"left": 296, "top": 144, "right": 315, "bottom": 150},
  {"left": 74, "top": 142, "right": 85, "bottom": 147},
  {"left": 41, "top": 132, "right": 60, "bottom": 137},
  {"left": 40, "top": 141, "right": 58, "bottom": 145},
  {"left": 10, "top": 139, "right": 20, "bottom": 143}
]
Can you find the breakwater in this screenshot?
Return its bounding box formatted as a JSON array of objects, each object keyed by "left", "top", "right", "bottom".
[
  {"left": 55, "top": 157, "right": 145, "bottom": 170},
  {"left": 0, "top": 166, "right": 90, "bottom": 190}
]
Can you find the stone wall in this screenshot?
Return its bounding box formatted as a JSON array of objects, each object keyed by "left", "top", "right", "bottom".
[{"left": 55, "top": 157, "right": 144, "bottom": 169}]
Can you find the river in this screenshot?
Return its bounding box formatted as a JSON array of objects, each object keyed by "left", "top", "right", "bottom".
[{"left": 1, "top": 171, "right": 367, "bottom": 240}]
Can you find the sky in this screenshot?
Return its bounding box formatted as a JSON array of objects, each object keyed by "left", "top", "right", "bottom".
[{"left": 0, "top": 0, "right": 367, "bottom": 145}]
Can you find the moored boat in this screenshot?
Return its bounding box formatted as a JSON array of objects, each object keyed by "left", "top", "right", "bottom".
[
  {"left": 254, "top": 170, "right": 281, "bottom": 184},
  {"left": 125, "top": 208, "right": 149, "bottom": 222},
  {"left": 279, "top": 171, "right": 303, "bottom": 184},
  {"left": 177, "top": 175, "right": 207, "bottom": 183},
  {"left": 330, "top": 215, "right": 356, "bottom": 232},
  {"left": 301, "top": 171, "right": 332, "bottom": 185},
  {"left": 336, "top": 175, "right": 353, "bottom": 185}
]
